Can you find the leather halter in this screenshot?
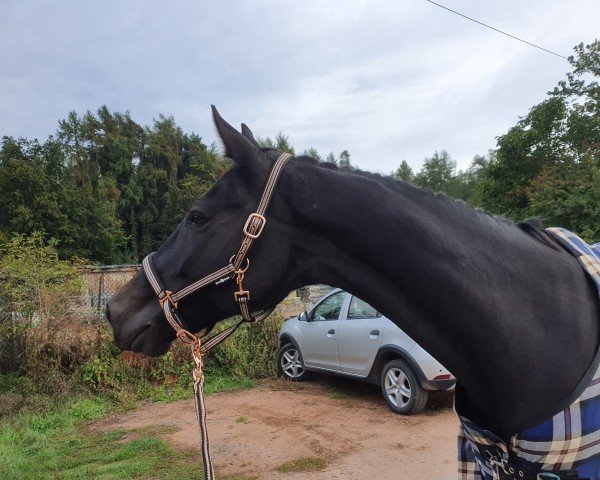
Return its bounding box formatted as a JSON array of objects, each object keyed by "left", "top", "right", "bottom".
[
  {"left": 141, "top": 152, "right": 292, "bottom": 480},
  {"left": 141, "top": 152, "right": 293, "bottom": 352}
]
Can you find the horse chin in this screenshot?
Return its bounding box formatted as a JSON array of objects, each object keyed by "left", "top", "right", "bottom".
[
  {"left": 128, "top": 325, "right": 173, "bottom": 357},
  {"left": 109, "top": 312, "right": 174, "bottom": 357}
]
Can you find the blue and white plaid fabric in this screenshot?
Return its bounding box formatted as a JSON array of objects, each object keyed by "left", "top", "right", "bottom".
[{"left": 458, "top": 228, "right": 600, "bottom": 480}]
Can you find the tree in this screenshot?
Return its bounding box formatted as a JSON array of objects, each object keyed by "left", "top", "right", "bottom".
[
  {"left": 414, "top": 150, "right": 457, "bottom": 192},
  {"left": 392, "top": 160, "right": 414, "bottom": 182},
  {"left": 478, "top": 98, "right": 568, "bottom": 217},
  {"left": 259, "top": 133, "right": 352, "bottom": 169},
  {"left": 130, "top": 115, "right": 223, "bottom": 257},
  {"left": 302, "top": 147, "right": 322, "bottom": 162},
  {"left": 0, "top": 136, "right": 126, "bottom": 262},
  {"left": 325, "top": 152, "right": 337, "bottom": 165},
  {"left": 338, "top": 150, "right": 352, "bottom": 168},
  {"left": 527, "top": 157, "right": 600, "bottom": 242},
  {"left": 0, "top": 137, "right": 63, "bottom": 236},
  {"left": 551, "top": 41, "right": 600, "bottom": 160},
  {"left": 459, "top": 151, "right": 495, "bottom": 206},
  {"left": 258, "top": 132, "right": 295, "bottom": 155},
  {"left": 478, "top": 40, "right": 600, "bottom": 223}
]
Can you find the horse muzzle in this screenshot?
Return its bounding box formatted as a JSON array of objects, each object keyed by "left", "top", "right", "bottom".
[{"left": 105, "top": 274, "right": 175, "bottom": 357}]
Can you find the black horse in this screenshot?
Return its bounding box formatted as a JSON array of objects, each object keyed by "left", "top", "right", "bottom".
[{"left": 106, "top": 107, "right": 599, "bottom": 443}]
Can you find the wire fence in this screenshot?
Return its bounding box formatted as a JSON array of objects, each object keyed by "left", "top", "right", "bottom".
[
  {"left": 79, "top": 265, "right": 140, "bottom": 318},
  {"left": 79, "top": 264, "right": 332, "bottom": 319}
]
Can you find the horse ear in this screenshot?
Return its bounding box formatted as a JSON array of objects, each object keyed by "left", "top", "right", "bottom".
[
  {"left": 241, "top": 123, "right": 261, "bottom": 148},
  {"left": 211, "top": 105, "right": 262, "bottom": 168}
]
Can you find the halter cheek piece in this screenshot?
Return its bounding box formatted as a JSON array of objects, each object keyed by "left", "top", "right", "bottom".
[{"left": 142, "top": 152, "right": 293, "bottom": 352}]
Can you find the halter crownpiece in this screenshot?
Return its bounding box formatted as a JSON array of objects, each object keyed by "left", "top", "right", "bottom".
[{"left": 140, "top": 152, "right": 292, "bottom": 480}]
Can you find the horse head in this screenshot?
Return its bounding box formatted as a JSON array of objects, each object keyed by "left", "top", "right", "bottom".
[{"left": 106, "top": 107, "right": 306, "bottom": 356}]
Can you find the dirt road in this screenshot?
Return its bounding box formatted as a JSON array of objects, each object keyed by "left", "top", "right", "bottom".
[{"left": 94, "top": 376, "right": 459, "bottom": 479}]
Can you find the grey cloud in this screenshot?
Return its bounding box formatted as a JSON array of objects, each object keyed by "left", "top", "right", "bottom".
[{"left": 1, "top": 0, "right": 598, "bottom": 173}]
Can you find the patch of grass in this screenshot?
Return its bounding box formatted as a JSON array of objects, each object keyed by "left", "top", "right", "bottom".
[
  {"left": 95, "top": 366, "right": 255, "bottom": 407},
  {"left": 0, "top": 398, "right": 201, "bottom": 480},
  {"left": 0, "top": 368, "right": 255, "bottom": 480},
  {"left": 276, "top": 456, "right": 328, "bottom": 473},
  {"left": 204, "top": 368, "right": 255, "bottom": 395},
  {"left": 329, "top": 390, "right": 355, "bottom": 400},
  {"left": 235, "top": 416, "right": 247, "bottom": 424}
]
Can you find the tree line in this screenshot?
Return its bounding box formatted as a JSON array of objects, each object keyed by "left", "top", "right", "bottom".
[
  {"left": 0, "top": 40, "right": 598, "bottom": 264},
  {"left": 0, "top": 110, "right": 224, "bottom": 263}
]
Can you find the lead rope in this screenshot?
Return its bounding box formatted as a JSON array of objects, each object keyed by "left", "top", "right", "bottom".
[
  {"left": 160, "top": 304, "right": 249, "bottom": 480},
  {"left": 165, "top": 300, "right": 274, "bottom": 480},
  {"left": 191, "top": 338, "right": 215, "bottom": 480}
]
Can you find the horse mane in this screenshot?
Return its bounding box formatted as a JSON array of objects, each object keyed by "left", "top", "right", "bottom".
[{"left": 260, "top": 148, "right": 517, "bottom": 231}]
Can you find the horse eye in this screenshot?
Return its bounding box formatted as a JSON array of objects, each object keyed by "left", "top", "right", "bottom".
[{"left": 188, "top": 211, "right": 207, "bottom": 226}]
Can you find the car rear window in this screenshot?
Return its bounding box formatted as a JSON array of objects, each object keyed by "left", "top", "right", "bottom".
[{"left": 347, "top": 296, "right": 380, "bottom": 319}]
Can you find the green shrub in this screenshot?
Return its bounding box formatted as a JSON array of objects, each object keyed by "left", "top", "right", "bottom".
[
  {"left": 0, "top": 233, "right": 82, "bottom": 325},
  {"left": 0, "top": 321, "right": 29, "bottom": 375},
  {"left": 210, "top": 315, "right": 284, "bottom": 379},
  {"left": 0, "top": 233, "right": 284, "bottom": 409},
  {"left": 82, "top": 333, "right": 196, "bottom": 403},
  {"left": 0, "top": 233, "right": 92, "bottom": 393}
]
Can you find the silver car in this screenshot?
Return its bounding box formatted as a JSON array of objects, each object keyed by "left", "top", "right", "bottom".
[{"left": 277, "top": 288, "right": 455, "bottom": 414}]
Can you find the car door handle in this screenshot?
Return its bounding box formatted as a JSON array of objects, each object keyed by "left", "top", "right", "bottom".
[
  {"left": 370, "top": 329, "right": 380, "bottom": 336},
  {"left": 327, "top": 329, "right": 335, "bottom": 336}
]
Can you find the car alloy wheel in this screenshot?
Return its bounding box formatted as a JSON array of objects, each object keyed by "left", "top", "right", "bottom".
[
  {"left": 277, "top": 343, "right": 308, "bottom": 381},
  {"left": 380, "top": 359, "right": 428, "bottom": 415},
  {"left": 385, "top": 367, "right": 412, "bottom": 408},
  {"left": 281, "top": 348, "right": 304, "bottom": 378}
]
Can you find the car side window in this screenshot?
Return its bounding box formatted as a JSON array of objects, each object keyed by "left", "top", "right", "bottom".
[
  {"left": 347, "top": 296, "right": 381, "bottom": 319},
  {"left": 311, "top": 292, "right": 345, "bottom": 321}
]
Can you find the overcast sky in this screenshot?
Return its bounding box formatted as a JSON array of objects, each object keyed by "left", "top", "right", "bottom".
[{"left": 1, "top": 1, "right": 599, "bottom": 173}]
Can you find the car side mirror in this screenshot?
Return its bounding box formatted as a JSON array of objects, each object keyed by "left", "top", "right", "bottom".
[{"left": 299, "top": 311, "right": 309, "bottom": 322}]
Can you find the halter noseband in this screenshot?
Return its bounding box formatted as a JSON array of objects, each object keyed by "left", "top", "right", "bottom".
[{"left": 141, "top": 152, "right": 293, "bottom": 353}]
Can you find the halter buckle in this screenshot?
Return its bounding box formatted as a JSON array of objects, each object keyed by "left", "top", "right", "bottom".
[
  {"left": 159, "top": 290, "right": 178, "bottom": 309},
  {"left": 243, "top": 213, "right": 266, "bottom": 239},
  {"left": 234, "top": 289, "right": 250, "bottom": 303}
]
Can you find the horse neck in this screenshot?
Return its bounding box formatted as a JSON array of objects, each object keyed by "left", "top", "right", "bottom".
[{"left": 282, "top": 162, "right": 599, "bottom": 438}]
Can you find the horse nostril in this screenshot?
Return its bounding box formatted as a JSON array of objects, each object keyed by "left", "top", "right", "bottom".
[{"left": 105, "top": 305, "right": 112, "bottom": 324}]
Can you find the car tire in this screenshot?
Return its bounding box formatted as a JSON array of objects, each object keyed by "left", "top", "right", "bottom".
[
  {"left": 277, "top": 343, "right": 309, "bottom": 381},
  {"left": 380, "top": 359, "right": 428, "bottom": 415}
]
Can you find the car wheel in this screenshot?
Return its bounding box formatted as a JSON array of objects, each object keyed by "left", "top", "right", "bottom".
[
  {"left": 277, "top": 343, "right": 309, "bottom": 381},
  {"left": 380, "top": 359, "right": 428, "bottom": 415}
]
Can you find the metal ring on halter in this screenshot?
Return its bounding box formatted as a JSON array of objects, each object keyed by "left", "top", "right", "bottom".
[
  {"left": 176, "top": 329, "right": 199, "bottom": 345},
  {"left": 159, "top": 290, "right": 178, "bottom": 309},
  {"left": 229, "top": 256, "right": 250, "bottom": 273}
]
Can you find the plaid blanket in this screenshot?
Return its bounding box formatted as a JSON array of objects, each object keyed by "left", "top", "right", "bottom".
[{"left": 457, "top": 227, "right": 600, "bottom": 480}]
